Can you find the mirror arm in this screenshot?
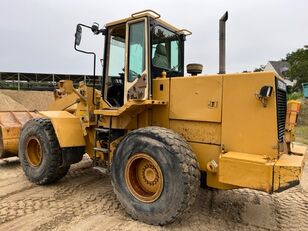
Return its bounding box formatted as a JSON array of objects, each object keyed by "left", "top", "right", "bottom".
[{"left": 74, "top": 23, "right": 106, "bottom": 105}]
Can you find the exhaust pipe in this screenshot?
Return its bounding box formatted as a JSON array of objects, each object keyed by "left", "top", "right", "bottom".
[{"left": 219, "top": 11, "right": 228, "bottom": 74}]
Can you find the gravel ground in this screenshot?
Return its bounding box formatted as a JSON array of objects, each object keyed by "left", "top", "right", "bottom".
[{"left": 0, "top": 145, "right": 307, "bottom": 231}]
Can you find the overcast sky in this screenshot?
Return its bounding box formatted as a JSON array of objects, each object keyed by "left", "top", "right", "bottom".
[{"left": 0, "top": 0, "right": 307, "bottom": 75}]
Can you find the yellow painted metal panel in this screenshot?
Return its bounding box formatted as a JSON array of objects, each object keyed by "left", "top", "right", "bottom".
[
  {"left": 170, "top": 120, "right": 221, "bottom": 144},
  {"left": 170, "top": 76, "right": 222, "bottom": 122},
  {"left": 39, "top": 111, "right": 76, "bottom": 118},
  {"left": 138, "top": 110, "right": 151, "bottom": 128},
  {"left": 206, "top": 172, "right": 236, "bottom": 190},
  {"left": 39, "top": 111, "right": 85, "bottom": 148},
  {"left": 273, "top": 153, "right": 306, "bottom": 191},
  {"left": 152, "top": 78, "right": 170, "bottom": 128},
  {"left": 221, "top": 152, "right": 269, "bottom": 164},
  {"left": 189, "top": 142, "right": 220, "bottom": 171},
  {"left": 94, "top": 100, "right": 166, "bottom": 117},
  {"left": 188, "top": 143, "right": 237, "bottom": 189},
  {"left": 221, "top": 72, "right": 278, "bottom": 158},
  {"left": 85, "top": 127, "right": 95, "bottom": 158},
  {"left": 219, "top": 152, "right": 274, "bottom": 192},
  {"left": 48, "top": 93, "right": 79, "bottom": 111}
]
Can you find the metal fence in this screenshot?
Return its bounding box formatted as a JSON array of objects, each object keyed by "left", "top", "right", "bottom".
[{"left": 0, "top": 72, "right": 102, "bottom": 91}]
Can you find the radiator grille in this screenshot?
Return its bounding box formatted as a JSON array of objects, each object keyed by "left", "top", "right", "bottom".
[{"left": 276, "top": 79, "right": 287, "bottom": 143}]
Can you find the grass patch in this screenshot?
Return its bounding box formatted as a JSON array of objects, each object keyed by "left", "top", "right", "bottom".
[
  {"left": 295, "top": 126, "right": 308, "bottom": 145},
  {"left": 287, "top": 92, "right": 304, "bottom": 101}
]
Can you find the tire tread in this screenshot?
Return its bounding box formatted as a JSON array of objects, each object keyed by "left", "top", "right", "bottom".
[
  {"left": 112, "top": 126, "right": 200, "bottom": 225},
  {"left": 19, "top": 118, "right": 69, "bottom": 185}
]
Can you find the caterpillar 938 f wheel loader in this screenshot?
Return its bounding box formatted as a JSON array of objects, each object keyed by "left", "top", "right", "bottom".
[{"left": 0, "top": 10, "right": 306, "bottom": 225}]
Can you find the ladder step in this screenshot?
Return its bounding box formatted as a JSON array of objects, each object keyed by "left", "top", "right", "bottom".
[
  {"left": 95, "top": 127, "right": 110, "bottom": 133},
  {"left": 93, "top": 147, "right": 109, "bottom": 153},
  {"left": 93, "top": 166, "right": 109, "bottom": 175}
]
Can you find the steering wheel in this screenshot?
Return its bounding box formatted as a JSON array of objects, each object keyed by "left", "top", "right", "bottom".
[
  {"left": 129, "top": 69, "right": 139, "bottom": 77},
  {"left": 129, "top": 70, "right": 141, "bottom": 82},
  {"left": 171, "top": 65, "right": 179, "bottom": 71}
]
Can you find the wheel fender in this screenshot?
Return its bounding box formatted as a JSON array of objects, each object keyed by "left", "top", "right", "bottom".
[{"left": 38, "top": 111, "right": 86, "bottom": 148}]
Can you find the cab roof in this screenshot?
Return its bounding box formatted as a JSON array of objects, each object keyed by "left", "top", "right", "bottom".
[{"left": 105, "top": 9, "right": 191, "bottom": 36}]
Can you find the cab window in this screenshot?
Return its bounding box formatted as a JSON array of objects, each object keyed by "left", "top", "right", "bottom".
[
  {"left": 151, "top": 26, "right": 182, "bottom": 76},
  {"left": 128, "top": 21, "right": 145, "bottom": 82},
  {"left": 108, "top": 35, "right": 125, "bottom": 76},
  {"left": 104, "top": 24, "right": 126, "bottom": 107}
]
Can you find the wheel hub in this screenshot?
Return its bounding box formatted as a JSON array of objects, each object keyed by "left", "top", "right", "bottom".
[
  {"left": 26, "top": 137, "right": 42, "bottom": 167},
  {"left": 125, "top": 153, "right": 163, "bottom": 203},
  {"left": 143, "top": 164, "right": 156, "bottom": 182}
]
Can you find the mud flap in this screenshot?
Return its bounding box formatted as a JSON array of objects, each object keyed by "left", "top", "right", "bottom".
[{"left": 61, "top": 146, "right": 85, "bottom": 167}]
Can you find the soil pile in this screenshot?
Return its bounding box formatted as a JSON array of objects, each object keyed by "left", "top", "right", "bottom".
[
  {"left": 0, "top": 90, "right": 54, "bottom": 111},
  {"left": 0, "top": 92, "right": 27, "bottom": 111}
]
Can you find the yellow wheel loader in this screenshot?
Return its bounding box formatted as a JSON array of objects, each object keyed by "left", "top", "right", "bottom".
[{"left": 0, "top": 10, "right": 306, "bottom": 225}]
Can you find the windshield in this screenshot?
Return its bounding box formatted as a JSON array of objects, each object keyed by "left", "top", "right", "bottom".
[{"left": 151, "top": 26, "right": 182, "bottom": 75}]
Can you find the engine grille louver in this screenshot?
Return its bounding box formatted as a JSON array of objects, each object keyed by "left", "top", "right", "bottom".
[{"left": 276, "top": 79, "right": 287, "bottom": 143}]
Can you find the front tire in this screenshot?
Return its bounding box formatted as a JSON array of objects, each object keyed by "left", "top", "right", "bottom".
[
  {"left": 111, "top": 127, "right": 200, "bottom": 225},
  {"left": 19, "top": 118, "right": 70, "bottom": 185}
]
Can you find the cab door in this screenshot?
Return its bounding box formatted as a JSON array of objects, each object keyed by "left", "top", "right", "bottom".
[{"left": 124, "top": 18, "right": 149, "bottom": 103}]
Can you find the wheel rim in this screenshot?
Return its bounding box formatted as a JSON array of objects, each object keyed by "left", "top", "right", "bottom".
[
  {"left": 125, "top": 153, "right": 163, "bottom": 203},
  {"left": 26, "top": 137, "right": 43, "bottom": 167}
]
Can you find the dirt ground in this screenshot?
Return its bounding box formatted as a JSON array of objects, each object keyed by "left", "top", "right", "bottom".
[{"left": 0, "top": 144, "right": 307, "bottom": 231}]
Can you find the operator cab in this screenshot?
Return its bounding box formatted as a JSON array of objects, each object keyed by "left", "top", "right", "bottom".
[{"left": 102, "top": 10, "right": 187, "bottom": 107}]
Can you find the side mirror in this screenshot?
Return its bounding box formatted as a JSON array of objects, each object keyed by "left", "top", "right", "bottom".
[{"left": 75, "top": 25, "right": 82, "bottom": 46}]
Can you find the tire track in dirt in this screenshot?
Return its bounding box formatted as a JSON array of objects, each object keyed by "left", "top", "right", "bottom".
[
  {"left": 273, "top": 187, "right": 308, "bottom": 231},
  {"left": 0, "top": 158, "right": 22, "bottom": 179},
  {"left": 0, "top": 157, "right": 123, "bottom": 230},
  {"left": 0, "top": 155, "right": 308, "bottom": 231}
]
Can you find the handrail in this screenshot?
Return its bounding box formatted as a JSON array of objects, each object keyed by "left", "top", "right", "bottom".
[
  {"left": 131, "top": 9, "right": 161, "bottom": 19},
  {"left": 176, "top": 29, "right": 192, "bottom": 36}
]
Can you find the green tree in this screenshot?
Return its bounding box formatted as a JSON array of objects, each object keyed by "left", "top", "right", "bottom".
[{"left": 285, "top": 48, "right": 308, "bottom": 91}]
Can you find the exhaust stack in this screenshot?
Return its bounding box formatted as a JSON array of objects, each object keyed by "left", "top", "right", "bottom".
[{"left": 219, "top": 11, "right": 228, "bottom": 74}]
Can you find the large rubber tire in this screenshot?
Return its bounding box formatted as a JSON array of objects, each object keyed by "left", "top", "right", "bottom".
[
  {"left": 19, "top": 118, "right": 70, "bottom": 185},
  {"left": 111, "top": 126, "right": 200, "bottom": 225}
]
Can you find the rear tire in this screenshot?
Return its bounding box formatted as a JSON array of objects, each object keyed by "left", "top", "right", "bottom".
[
  {"left": 19, "top": 118, "right": 70, "bottom": 185},
  {"left": 111, "top": 126, "right": 200, "bottom": 225}
]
